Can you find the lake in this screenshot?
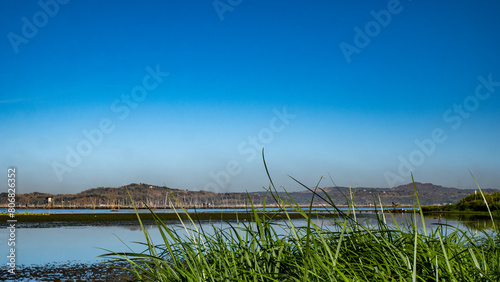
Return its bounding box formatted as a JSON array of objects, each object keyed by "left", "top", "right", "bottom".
[{"left": 0, "top": 211, "right": 495, "bottom": 267}]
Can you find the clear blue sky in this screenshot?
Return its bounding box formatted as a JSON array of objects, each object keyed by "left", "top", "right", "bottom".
[{"left": 1, "top": 0, "right": 500, "bottom": 194}]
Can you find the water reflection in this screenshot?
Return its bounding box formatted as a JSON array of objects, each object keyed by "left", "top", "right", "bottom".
[
  {"left": 439, "top": 213, "right": 499, "bottom": 231},
  {"left": 122, "top": 224, "right": 157, "bottom": 231}
]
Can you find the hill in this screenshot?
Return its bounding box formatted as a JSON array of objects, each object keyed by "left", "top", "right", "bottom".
[{"left": 1, "top": 182, "right": 498, "bottom": 208}]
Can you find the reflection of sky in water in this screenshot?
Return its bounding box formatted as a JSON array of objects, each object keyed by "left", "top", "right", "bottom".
[
  {"left": 0, "top": 215, "right": 496, "bottom": 266},
  {"left": 0, "top": 225, "right": 167, "bottom": 266}
]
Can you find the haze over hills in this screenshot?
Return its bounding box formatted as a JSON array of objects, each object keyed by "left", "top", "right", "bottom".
[{"left": 2, "top": 182, "right": 498, "bottom": 208}]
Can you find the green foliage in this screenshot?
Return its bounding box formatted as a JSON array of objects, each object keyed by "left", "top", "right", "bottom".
[
  {"left": 458, "top": 191, "right": 500, "bottom": 211},
  {"left": 423, "top": 191, "right": 500, "bottom": 212}
]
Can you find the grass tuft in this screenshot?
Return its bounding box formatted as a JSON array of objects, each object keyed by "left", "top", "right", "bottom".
[{"left": 102, "top": 160, "right": 500, "bottom": 281}]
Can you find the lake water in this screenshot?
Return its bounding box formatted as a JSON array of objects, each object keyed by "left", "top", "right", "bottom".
[{"left": 0, "top": 212, "right": 496, "bottom": 267}]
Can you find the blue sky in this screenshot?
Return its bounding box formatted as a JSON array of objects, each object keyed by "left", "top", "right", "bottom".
[{"left": 1, "top": 0, "right": 500, "bottom": 194}]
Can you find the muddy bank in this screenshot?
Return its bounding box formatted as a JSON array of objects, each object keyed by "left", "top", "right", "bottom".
[{"left": 0, "top": 211, "right": 346, "bottom": 225}]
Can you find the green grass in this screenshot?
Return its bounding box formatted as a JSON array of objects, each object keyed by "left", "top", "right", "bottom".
[{"left": 102, "top": 164, "right": 500, "bottom": 281}]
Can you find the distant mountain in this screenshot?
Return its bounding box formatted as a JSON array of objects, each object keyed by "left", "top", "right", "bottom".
[
  {"left": 1, "top": 182, "right": 497, "bottom": 208},
  {"left": 316, "top": 182, "right": 498, "bottom": 206},
  {"left": 251, "top": 182, "right": 497, "bottom": 206}
]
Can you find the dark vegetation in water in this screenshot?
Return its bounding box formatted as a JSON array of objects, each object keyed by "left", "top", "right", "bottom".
[
  {"left": 0, "top": 261, "right": 134, "bottom": 282},
  {"left": 0, "top": 211, "right": 340, "bottom": 225}
]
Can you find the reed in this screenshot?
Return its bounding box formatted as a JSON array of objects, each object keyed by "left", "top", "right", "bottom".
[{"left": 102, "top": 165, "right": 500, "bottom": 281}]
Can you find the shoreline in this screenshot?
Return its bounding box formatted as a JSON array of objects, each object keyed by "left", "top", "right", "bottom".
[
  {"left": 0, "top": 211, "right": 356, "bottom": 223},
  {"left": 0, "top": 204, "right": 416, "bottom": 209},
  {"left": 1, "top": 210, "right": 497, "bottom": 224}
]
